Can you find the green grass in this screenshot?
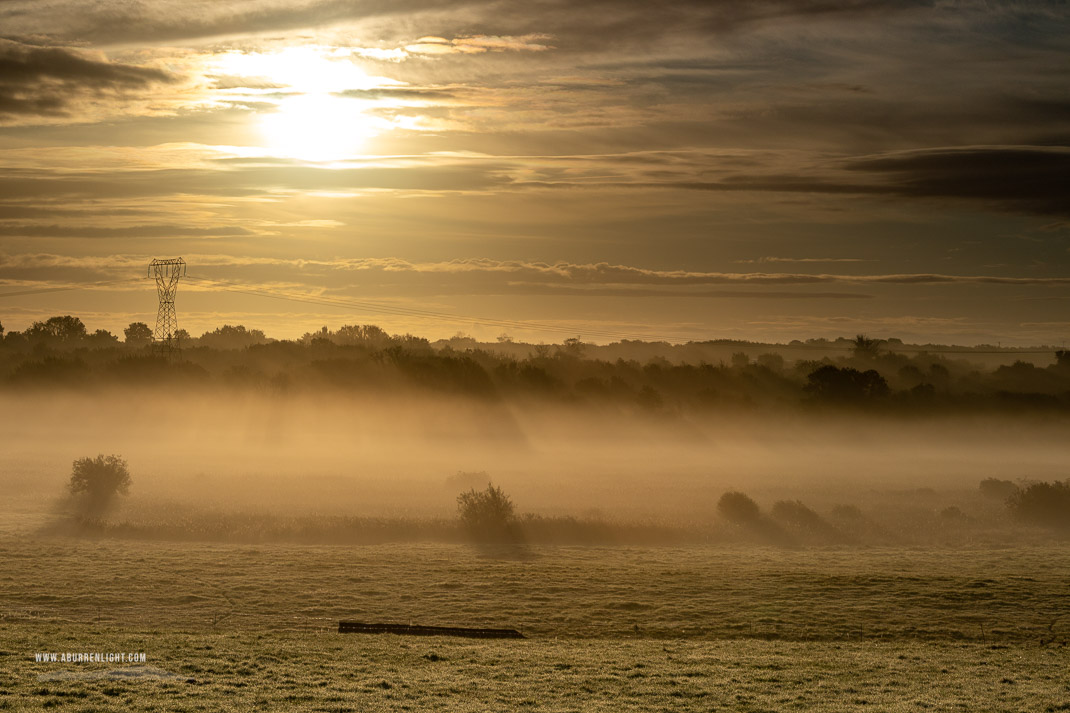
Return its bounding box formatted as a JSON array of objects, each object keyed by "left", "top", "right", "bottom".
[{"left": 2, "top": 538, "right": 1069, "bottom": 710}]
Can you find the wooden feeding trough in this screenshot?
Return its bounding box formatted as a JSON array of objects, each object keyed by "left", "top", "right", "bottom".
[{"left": 338, "top": 621, "right": 525, "bottom": 639}]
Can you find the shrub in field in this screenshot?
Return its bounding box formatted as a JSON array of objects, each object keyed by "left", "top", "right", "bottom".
[
  {"left": 457, "top": 484, "right": 522, "bottom": 543},
  {"left": 718, "top": 491, "right": 794, "bottom": 546},
  {"left": 717, "top": 491, "right": 761, "bottom": 524},
  {"left": 1006, "top": 481, "right": 1070, "bottom": 529},
  {"left": 771, "top": 500, "right": 823, "bottom": 528},
  {"left": 68, "top": 454, "right": 131, "bottom": 515}
]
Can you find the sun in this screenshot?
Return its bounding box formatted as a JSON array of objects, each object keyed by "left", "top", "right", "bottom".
[
  {"left": 260, "top": 94, "right": 378, "bottom": 161},
  {"left": 209, "top": 46, "right": 400, "bottom": 161}
]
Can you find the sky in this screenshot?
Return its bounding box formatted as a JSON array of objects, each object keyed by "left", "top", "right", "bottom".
[{"left": 0, "top": 0, "right": 1068, "bottom": 345}]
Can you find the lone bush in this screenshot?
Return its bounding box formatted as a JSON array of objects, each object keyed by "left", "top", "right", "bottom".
[
  {"left": 68, "top": 454, "right": 131, "bottom": 515},
  {"left": 456, "top": 483, "right": 521, "bottom": 543},
  {"left": 717, "top": 491, "right": 761, "bottom": 524}
]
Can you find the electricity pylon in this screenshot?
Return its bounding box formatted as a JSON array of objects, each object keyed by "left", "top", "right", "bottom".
[{"left": 148, "top": 258, "right": 186, "bottom": 359}]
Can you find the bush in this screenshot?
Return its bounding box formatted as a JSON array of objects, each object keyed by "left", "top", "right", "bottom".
[
  {"left": 1007, "top": 481, "right": 1070, "bottom": 529},
  {"left": 771, "top": 500, "right": 824, "bottom": 528},
  {"left": 717, "top": 491, "right": 761, "bottom": 524},
  {"left": 68, "top": 454, "right": 131, "bottom": 515},
  {"left": 456, "top": 484, "right": 522, "bottom": 543}
]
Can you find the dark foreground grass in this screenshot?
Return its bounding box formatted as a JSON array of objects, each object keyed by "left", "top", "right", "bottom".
[
  {"left": 3, "top": 622, "right": 1070, "bottom": 712},
  {"left": 1, "top": 538, "right": 1069, "bottom": 710}
]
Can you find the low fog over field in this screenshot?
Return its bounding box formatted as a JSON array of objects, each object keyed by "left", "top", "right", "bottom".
[
  {"left": 1, "top": 322, "right": 1069, "bottom": 544},
  {"left": 2, "top": 388, "right": 1067, "bottom": 540}
]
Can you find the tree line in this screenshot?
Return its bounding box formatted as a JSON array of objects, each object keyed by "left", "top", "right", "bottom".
[{"left": 1, "top": 316, "right": 1069, "bottom": 412}]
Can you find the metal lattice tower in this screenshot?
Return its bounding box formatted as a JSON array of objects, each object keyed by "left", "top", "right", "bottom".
[{"left": 148, "top": 258, "right": 186, "bottom": 358}]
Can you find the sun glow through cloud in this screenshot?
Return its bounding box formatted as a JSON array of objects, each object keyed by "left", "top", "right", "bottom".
[
  {"left": 208, "top": 46, "right": 402, "bottom": 160},
  {"left": 260, "top": 94, "right": 379, "bottom": 161}
]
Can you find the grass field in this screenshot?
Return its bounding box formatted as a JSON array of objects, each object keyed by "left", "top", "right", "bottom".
[{"left": 2, "top": 536, "right": 1069, "bottom": 711}]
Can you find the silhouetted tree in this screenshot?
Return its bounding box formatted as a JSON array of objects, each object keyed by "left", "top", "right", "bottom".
[
  {"left": 124, "top": 322, "right": 153, "bottom": 347},
  {"left": 86, "top": 329, "right": 120, "bottom": 348},
  {"left": 199, "top": 324, "right": 267, "bottom": 350},
  {"left": 756, "top": 353, "right": 784, "bottom": 372},
  {"left": 717, "top": 491, "right": 761, "bottom": 524},
  {"left": 805, "top": 365, "right": 889, "bottom": 402},
  {"left": 852, "top": 334, "right": 883, "bottom": 359},
  {"left": 558, "top": 337, "right": 586, "bottom": 359},
  {"left": 1055, "top": 350, "right": 1070, "bottom": 370},
  {"left": 457, "top": 483, "right": 521, "bottom": 543},
  {"left": 68, "top": 454, "right": 131, "bottom": 515},
  {"left": 334, "top": 324, "right": 390, "bottom": 347},
  {"left": 1007, "top": 481, "right": 1070, "bottom": 529},
  {"left": 26, "top": 315, "right": 86, "bottom": 344}
]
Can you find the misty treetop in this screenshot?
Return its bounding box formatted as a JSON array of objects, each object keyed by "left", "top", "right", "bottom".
[{"left": 1, "top": 316, "right": 1069, "bottom": 413}]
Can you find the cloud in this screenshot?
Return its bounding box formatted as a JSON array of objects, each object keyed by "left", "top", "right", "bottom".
[
  {"left": 9, "top": 254, "right": 1070, "bottom": 290},
  {"left": 0, "top": 39, "right": 173, "bottom": 118},
  {"left": 405, "top": 34, "right": 552, "bottom": 56},
  {"left": 845, "top": 146, "right": 1070, "bottom": 217},
  {"left": 0, "top": 0, "right": 931, "bottom": 46},
  {"left": 0, "top": 223, "right": 256, "bottom": 239},
  {"left": 735, "top": 257, "right": 870, "bottom": 264},
  {"left": 534, "top": 146, "right": 1070, "bottom": 218}
]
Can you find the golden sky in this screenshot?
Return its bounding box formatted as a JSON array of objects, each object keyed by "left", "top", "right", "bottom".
[{"left": 1, "top": 1, "right": 1068, "bottom": 344}]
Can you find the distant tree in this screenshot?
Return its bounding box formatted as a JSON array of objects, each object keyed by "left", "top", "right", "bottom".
[
  {"left": 756, "top": 353, "right": 784, "bottom": 372},
  {"left": 717, "top": 491, "right": 761, "bottom": 524},
  {"left": 0, "top": 319, "right": 4, "bottom": 339},
  {"left": 25, "top": 315, "right": 86, "bottom": 344},
  {"left": 86, "top": 329, "right": 120, "bottom": 348},
  {"left": 10, "top": 356, "right": 88, "bottom": 385},
  {"left": 301, "top": 326, "right": 332, "bottom": 345},
  {"left": 852, "top": 334, "right": 883, "bottom": 359},
  {"left": 979, "top": 478, "right": 1019, "bottom": 501},
  {"left": 174, "top": 328, "right": 191, "bottom": 343},
  {"left": 334, "top": 324, "right": 390, "bottom": 348},
  {"left": 928, "top": 362, "right": 950, "bottom": 380},
  {"left": 68, "top": 454, "right": 131, "bottom": 515},
  {"left": 730, "top": 352, "right": 750, "bottom": 368},
  {"left": 124, "top": 322, "right": 153, "bottom": 347},
  {"left": 457, "top": 483, "right": 521, "bottom": 543},
  {"left": 1055, "top": 350, "right": 1070, "bottom": 369},
  {"left": 558, "top": 337, "right": 586, "bottom": 359},
  {"left": 199, "top": 324, "right": 267, "bottom": 350},
  {"left": 497, "top": 333, "right": 514, "bottom": 343},
  {"left": 805, "top": 365, "right": 889, "bottom": 402}
]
